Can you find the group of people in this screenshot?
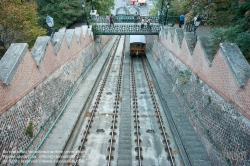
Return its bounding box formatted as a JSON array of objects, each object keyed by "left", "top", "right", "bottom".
[
  {"left": 106, "top": 14, "right": 114, "bottom": 27},
  {"left": 179, "top": 13, "right": 200, "bottom": 32},
  {"left": 140, "top": 17, "right": 152, "bottom": 30},
  {"left": 135, "top": 12, "right": 152, "bottom": 30},
  {"left": 105, "top": 12, "right": 153, "bottom": 30}
]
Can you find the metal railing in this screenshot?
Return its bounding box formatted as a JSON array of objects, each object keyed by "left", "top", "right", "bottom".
[
  {"left": 91, "top": 16, "right": 179, "bottom": 24},
  {"left": 93, "top": 24, "right": 161, "bottom": 35}
]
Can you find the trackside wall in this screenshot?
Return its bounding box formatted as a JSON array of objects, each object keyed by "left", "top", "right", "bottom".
[
  {"left": 146, "top": 28, "right": 250, "bottom": 165},
  {"left": 0, "top": 26, "right": 113, "bottom": 165}
]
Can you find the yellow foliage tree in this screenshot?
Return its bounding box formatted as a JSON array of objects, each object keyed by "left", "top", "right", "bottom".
[{"left": 0, "top": 0, "right": 46, "bottom": 54}]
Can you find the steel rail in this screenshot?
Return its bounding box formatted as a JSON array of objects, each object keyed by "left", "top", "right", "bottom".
[
  {"left": 73, "top": 36, "right": 121, "bottom": 166},
  {"left": 131, "top": 57, "right": 142, "bottom": 166},
  {"left": 107, "top": 36, "right": 125, "bottom": 166},
  {"left": 141, "top": 57, "right": 175, "bottom": 165},
  {"left": 144, "top": 55, "right": 192, "bottom": 166}
]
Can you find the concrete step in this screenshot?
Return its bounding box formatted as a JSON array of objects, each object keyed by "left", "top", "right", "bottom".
[
  {"left": 192, "top": 159, "right": 212, "bottom": 166},
  {"left": 119, "top": 136, "right": 131, "bottom": 141},
  {"left": 118, "top": 154, "right": 131, "bottom": 160},
  {"left": 117, "top": 159, "right": 132, "bottom": 166},
  {"left": 119, "top": 144, "right": 131, "bottom": 150}
]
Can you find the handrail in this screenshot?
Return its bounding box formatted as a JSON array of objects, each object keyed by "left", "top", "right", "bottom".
[{"left": 91, "top": 15, "right": 179, "bottom": 23}]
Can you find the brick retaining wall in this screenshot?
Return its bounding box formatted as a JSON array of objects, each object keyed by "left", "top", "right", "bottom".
[
  {"left": 0, "top": 26, "right": 112, "bottom": 165},
  {"left": 146, "top": 32, "right": 250, "bottom": 165}
]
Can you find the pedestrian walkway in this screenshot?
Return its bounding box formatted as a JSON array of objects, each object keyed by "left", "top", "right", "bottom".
[
  {"left": 173, "top": 24, "right": 211, "bottom": 36},
  {"left": 195, "top": 25, "right": 211, "bottom": 36}
]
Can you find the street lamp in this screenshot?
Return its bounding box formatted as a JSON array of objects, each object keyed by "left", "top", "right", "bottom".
[
  {"left": 161, "top": 0, "right": 164, "bottom": 13},
  {"left": 46, "top": 15, "right": 54, "bottom": 41},
  {"left": 90, "top": 0, "right": 94, "bottom": 13},
  {"left": 164, "top": 1, "right": 170, "bottom": 25},
  {"left": 160, "top": 0, "right": 165, "bottom": 25},
  {"left": 82, "top": 1, "right": 89, "bottom": 28},
  {"left": 194, "top": 15, "right": 201, "bottom": 36}
]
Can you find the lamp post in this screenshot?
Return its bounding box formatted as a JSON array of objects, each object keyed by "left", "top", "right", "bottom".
[
  {"left": 90, "top": 0, "right": 94, "bottom": 13},
  {"left": 82, "top": 1, "right": 89, "bottom": 28},
  {"left": 194, "top": 15, "right": 201, "bottom": 36},
  {"left": 159, "top": 0, "right": 165, "bottom": 25},
  {"left": 164, "top": 1, "right": 170, "bottom": 25},
  {"left": 46, "top": 15, "right": 54, "bottom": 41},
  {"left": 161, "top": 0, "right": 164, "bottom": 13}
]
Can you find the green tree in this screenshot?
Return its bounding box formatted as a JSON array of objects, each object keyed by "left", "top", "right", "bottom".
[
  {"left": 0, "top": 0, "right": 46, "bottom": 58},
  {"left": 36, "top": 0, "right": 83, "bottom": 30},
  {"left": 153, "top": 0, "right": 250, "bottom": 62},
  {"left": 210, "top": 0, "right": 250, "bottom": 61},
  {"left": 36, "top": 0, "right": 114, "bottom": 30},
  {"left": 85, "top": 0, "right": 114, "bottom": 16}
]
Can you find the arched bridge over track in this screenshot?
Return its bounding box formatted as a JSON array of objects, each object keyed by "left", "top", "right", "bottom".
[{"left": 91, "top": 15, "right": 178, "bottom": 35}]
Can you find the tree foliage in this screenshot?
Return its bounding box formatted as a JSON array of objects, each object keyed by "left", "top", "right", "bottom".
[
  {"left": 36, "top": 0, "right": 83, "bottom": 30},
  {"left": 151, "top": 0, "right": 250, "bottom": 61},
  {"left": 0, "top": 0, "right": 46, "bottom": 57},
  {"left": 88, "top": 0, "right": 115, "bottom": 16},
  {"left": 35, "top": 0, "right": 114, "bottom": 30}
]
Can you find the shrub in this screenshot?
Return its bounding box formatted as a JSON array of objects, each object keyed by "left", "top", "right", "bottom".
[
  {"left": 26, "top": 121, "right": 34, "bottom": 138},
  {"left": 178, "top": 70, "right": 191, "bottom": 84},
  {"left": 211, "top": 26, "right": 250, "bottom": 63},
  {"left": 235, "top": 31, "right": 250, "bottom": 63}
]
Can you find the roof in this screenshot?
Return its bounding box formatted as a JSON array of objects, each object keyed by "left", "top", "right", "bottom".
[{"left": 130, "top": 35, "right": 146, "bottom": 43}]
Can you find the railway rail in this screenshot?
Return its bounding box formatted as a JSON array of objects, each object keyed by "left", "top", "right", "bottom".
[
  {"left": 73, "top": 36, "right": 122, "bottom": 166},
  {"left": 59, "top": 35, "right": 182, "bottom": 166}
]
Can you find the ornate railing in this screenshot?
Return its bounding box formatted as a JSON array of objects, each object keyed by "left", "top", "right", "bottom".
[
  {"left": 89, "top": 15, "right": 178, "bottom": 35},
  {"left": 93, "top": 24, "right": 161, "bottom": 35},
  {"left": 91, "top": 16, "right": 179, "bottom": 24},
  {"left": 91, "top": 16, "right": 159, "bottom": 23}
]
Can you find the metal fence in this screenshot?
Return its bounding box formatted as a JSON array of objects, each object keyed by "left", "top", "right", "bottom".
[
  {"left": 93, "top": 24, "right": 161, "bottom": 35},
  {"left": 91, "top": 16, "right": 179, "bottom": 24}
]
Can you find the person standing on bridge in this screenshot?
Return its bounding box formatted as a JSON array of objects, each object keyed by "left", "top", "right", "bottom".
[
  {"left": 147, "top": 18, "right": 152, "bottom": 30},
  {"left": 110, "top": 14, "right": 114, "bottom": 28},
  {"left": 141, "top": 17, "right": 145, "bottom": 29},
  {"left": 106, "top": 14, "right": 110, "bottom": 25},
  {"left": 134, "top": 12, "right": 138, "bottom": 24}
]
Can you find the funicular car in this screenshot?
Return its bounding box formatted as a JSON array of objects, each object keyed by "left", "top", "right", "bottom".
[{"left": 130, "top": 35, "right": 146, "bottom": 56}]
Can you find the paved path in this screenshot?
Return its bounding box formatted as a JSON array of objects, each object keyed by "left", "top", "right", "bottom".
[{"left": 172, "top": 24, "right": 211, "bottom": 36}]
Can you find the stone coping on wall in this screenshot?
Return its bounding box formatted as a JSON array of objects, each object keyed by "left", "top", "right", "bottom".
[
  {"left": 0, "top": 25, "right": 94, "bottom": 114},
  {"left": 159, "top": 26, "right": 250, "bottom": 119}
]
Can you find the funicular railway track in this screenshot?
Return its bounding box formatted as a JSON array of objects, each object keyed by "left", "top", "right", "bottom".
[{"left": 62, "top": 35, "right": 181, "bottom": 166}]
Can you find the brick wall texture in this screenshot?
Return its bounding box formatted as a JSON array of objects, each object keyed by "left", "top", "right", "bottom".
[
  {"left": 0, "top": 34, "right": 112, "bottom": 165},
  {"left": 146, "top": 35, "right": 250, "bottom": 165}
]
